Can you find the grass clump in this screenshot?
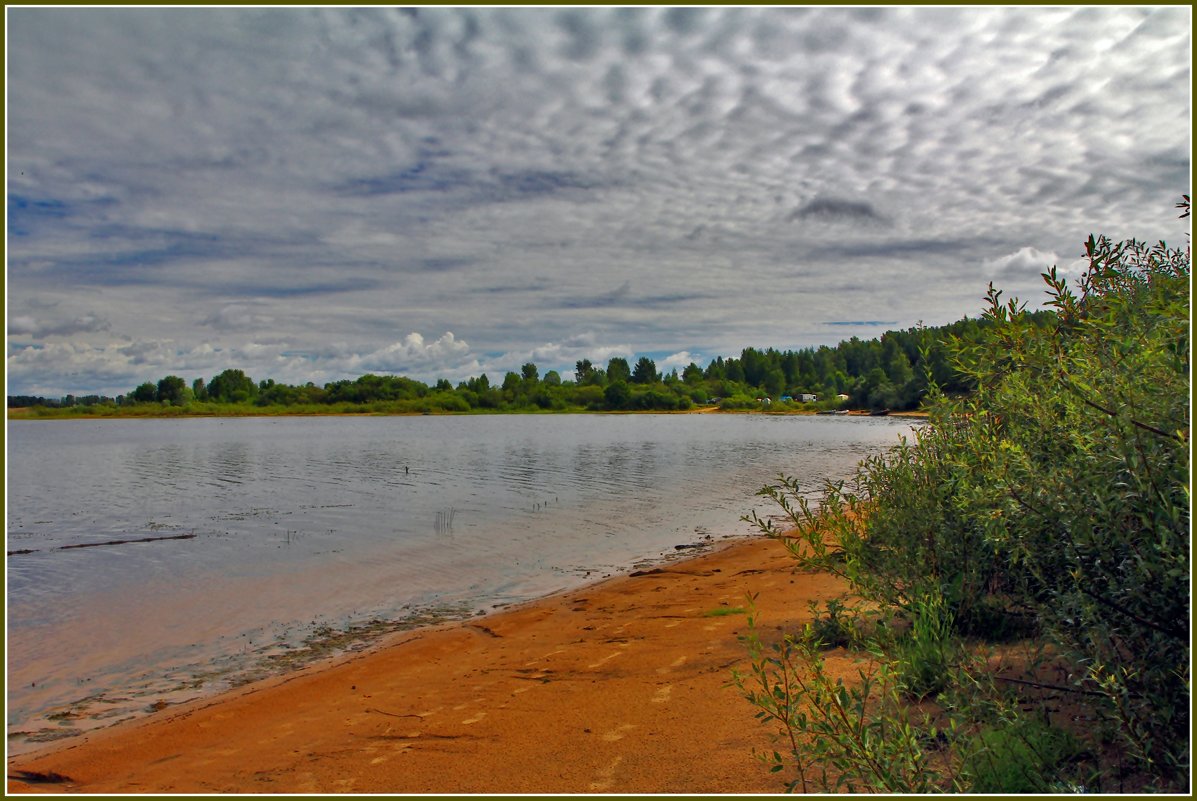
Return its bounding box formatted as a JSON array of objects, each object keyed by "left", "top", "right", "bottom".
[
  {"left": 703, "top": 605, "right": 748, "bottom": 618},
  {"left": 960, "top": 718, "right": 1081, "bottom": 793},
  {"left": 889, "top": 592, "right": 957, "bottom": 701}
]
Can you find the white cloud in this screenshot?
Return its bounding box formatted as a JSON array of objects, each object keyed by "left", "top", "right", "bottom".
[
  {"left": 983, "top": 247, "right": 1060, "bottom": 278},
  {"left": 659, "top": 351, "right": 698, "bottom": 370},
  {"left": 347, "top": 332, "right": 472, "bottom": 375}
]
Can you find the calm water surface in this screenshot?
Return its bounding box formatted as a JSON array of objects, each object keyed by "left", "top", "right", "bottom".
[{"left": 6, "top": 413, "right": 914, "bottom": 751}]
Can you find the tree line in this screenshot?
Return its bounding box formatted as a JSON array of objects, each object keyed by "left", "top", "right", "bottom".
[{"left": 9, "top": 311, "right": 1055, "bottom": 416}]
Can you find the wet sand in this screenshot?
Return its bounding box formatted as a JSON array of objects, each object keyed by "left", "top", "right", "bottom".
[{"left": 7, "top": 535, "right": 853, "bottom": 794}]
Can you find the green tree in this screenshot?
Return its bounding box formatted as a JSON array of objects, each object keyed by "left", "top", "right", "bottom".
[
  {"left": 521, "top": 363, "right": 539, "bottom": 383},
  {"left": 575, "top": 359, "right": 594, "bottom": 383},
  {"left": 741, "top": 347, "right": 766, "bottom": 386},
  {"left": 682, "top": 362, "right": 704, "bottom": 385},
  {"left": 763, "top": 368, "right": 786, "bottom": 398},
  {"left": 581, "top": 367, "right": 607, "bottom": 386},
  {"left": 156, "top": 375, "right": 187, "bottom": 405},
  {"left": 606, "top": 357, "right": 631, "bottom": 384},
  {"left": 631, "top": 356, "right": 659, "bottom": 384},
  {"left": 258, "top": 380, "right": 298, "bottom": 406},
  {"left": 604, "top": 380, "right": 631, "bottom": 409},
  {"left": 207, "top": 369, "right": 257, "bottom": 403},
  {"left": 724, "top": 359, "right": 745, "bottom": 383},
  {"left": 131, "top": 382, "right": 157, "bottom": 403}
]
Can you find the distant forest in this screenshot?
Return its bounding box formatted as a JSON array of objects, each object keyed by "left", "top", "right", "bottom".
[{"left": 9, "top": 312, "right": 1055, "bottom": 416}]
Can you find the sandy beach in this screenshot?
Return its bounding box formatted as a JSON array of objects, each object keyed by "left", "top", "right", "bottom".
[{"left": 7, "top": 534, "right": 853, "bottom": 794}]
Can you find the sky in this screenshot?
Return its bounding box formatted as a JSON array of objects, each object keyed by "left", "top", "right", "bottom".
[{"left": 5, "top": 6, "right": 1192, "bottom": 398}]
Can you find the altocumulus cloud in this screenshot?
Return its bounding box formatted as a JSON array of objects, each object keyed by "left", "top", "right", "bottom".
[
  {"left": 8, "top": 312, "right": 110, "bottom": 339},
  {"left": 5, "top": 7, "right": 1190, "bottom": 397}
]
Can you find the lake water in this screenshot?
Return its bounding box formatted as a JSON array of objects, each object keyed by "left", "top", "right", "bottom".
[{"left": 6, "top": 413, "right": 915, "bottom": 752}]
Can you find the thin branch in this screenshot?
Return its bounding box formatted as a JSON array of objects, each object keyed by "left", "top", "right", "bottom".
[
  {"left": 1077, "top": 584, "right": 1188, "bottom": 641},
  {"left": 994, "top": 675, "right": 1126, "bottom": 699},
  {"left": 1069, "top": 384, "right": 1176, "bottom": 441}
]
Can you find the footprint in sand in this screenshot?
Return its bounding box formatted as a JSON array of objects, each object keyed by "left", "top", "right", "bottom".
[
  {"left": 587, "top": 651, "right": 624, "bottom": 669},
  {"left": 601, "top": 723, "right": 636, "bottom": 742},
  {"left": 588, "top": 755, "right": 624, "bottom": 792},
  {"left": 656, "top": 655, "right": 687, "bottom": 675}
]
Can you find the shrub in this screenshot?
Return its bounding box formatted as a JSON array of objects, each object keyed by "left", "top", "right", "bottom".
[
  {"left": 734, "top": 605, "right": 949, "bottom": 793},
  {"left": 741, "top": 198, "right": 1190, "bottom": 791},
  {"left": 800, "top": 598, "right": 864, "bottom": 650},
  {"left": 952, "top": 228, "right": 1190, "bottom": 780}
]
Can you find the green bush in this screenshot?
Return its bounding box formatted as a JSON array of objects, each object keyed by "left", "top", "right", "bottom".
[
  {"left": 951, "top": 228, "right": 1190, "bottom": 780},
  {"left": 718, "top": 394, "right": 760, "bottom": 410},
  {"left": 741, "top": 199, "right": 1190, "bottom": 791},
  {"left": 799, "top": 598, "right": 863, "bottom": 650}
]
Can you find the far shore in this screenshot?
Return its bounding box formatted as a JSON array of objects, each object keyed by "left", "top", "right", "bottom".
[
  {"left": 7, "top": 405, "right": 929, "bottom": 421},
  {"left": 7, "top": 534, "right": 858, "bottom": 794}
]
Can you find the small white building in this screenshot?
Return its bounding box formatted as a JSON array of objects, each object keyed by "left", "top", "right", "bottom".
[{"left": 796, "top": 393, "right": 818, "bottom": 403}]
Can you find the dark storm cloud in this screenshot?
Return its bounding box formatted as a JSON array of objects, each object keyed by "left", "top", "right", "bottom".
[{"left": 5, "top": 7, "right": 1190, "bottom": 396}]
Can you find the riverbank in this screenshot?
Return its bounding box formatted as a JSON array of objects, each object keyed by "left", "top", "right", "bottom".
[
  {"left": 7, "top": 535, "right": 855, "bottom": 794},
  {"left": 7, "top": 405, "right": 927, "bottom": 421}
]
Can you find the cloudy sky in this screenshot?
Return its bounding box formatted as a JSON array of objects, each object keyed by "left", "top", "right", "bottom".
[{"left": 6, "top": 6, "right": 1191, "bottom": 398}]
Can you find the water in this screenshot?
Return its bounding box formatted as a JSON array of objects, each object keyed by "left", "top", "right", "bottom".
[{"left": 6, "top": 413, "right": 915, "bottom": 751}]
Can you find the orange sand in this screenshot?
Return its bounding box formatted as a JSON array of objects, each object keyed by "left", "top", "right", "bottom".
[{"left": 7, "top": 536, "right": 852, "bottom": 794}]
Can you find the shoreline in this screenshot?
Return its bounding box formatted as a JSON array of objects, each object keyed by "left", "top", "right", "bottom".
[
  {"left": 7, "top": 534, "right": 853, "bottom": 794},
  {"left": 7, "top": 406, "right": 929, "bottom": 421}
]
